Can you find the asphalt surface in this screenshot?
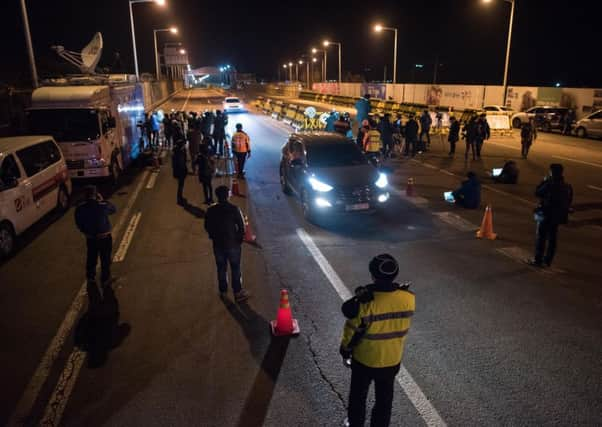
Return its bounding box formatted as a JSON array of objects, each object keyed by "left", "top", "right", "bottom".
[{"left": 1, "top": 88, "right": 601, "bottom": 426}]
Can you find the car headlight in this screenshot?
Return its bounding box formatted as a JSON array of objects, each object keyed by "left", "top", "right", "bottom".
[
  {"left": 315, "top": 197, "right": 332, "bottom": 207},
  {"left": 375, "top": 173, "right": 388, "bottom": 189},
  {"left": 308, "top": 176, "right": 333, "bottom": 192}
]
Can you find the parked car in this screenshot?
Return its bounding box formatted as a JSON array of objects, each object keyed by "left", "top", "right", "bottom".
[
  {"left": 511, "top": 106, "right": 568, "bottom": 132},
  {"left": 222, "top": 97, "right": 245, "bottom": 113},
  {"left": 482, "top": 105, "right": 514, "bottom": 114},
  {"left": 574, "top": 110, "right": 602, "bottom": 138},
  {"left": 0, "top": 136, "right": 71, "bottom": 257},
  {"left": 279, "top": 132, "right": 389, "bottom": 222}
]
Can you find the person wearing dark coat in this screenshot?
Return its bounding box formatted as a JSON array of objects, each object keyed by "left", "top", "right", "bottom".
[
  {"left": 378, "top": 114, "right": 394, "bottom": 158},
  {"left": 75, "top": 185, "right": 116, "bottom": 286},
  {"left": 172, "top": 141, "right": 188, "bottom": 205},
  {"left": 403, "top": 116, "right": 419, "bottom": 157},
  {"left": 475, "top": 114, "right": 490, "bottom": 158},
  {"left": 448, "top": 116, "right": 460, "bottom": 156},
  {"left": 520, "top": 119, "right": 537, "bottom": 158},
  {"left": 196, "top": 144, "right": 216, "bottom": 204},
  {"left": 494, "top": 160, "right": 519, "bottom": 184},
  {"left": 213, "top": 110, "right": 228, "bottom": 157},
  {"left": 419, "top": 110, "right": 432, "bottom": 151},
  {"left": 528, "top": 163, "right": 573, "bottom": 267},
  {"left": 452, "top": 171, "right": 481, "bottom": 209},
  {"left": 463, "top": 115, "right": 478, "bottom": 160}
]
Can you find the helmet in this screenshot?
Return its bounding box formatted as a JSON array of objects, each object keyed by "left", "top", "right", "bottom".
[{"left": 369, "top": 254, "right": 399, "bottom": 281}]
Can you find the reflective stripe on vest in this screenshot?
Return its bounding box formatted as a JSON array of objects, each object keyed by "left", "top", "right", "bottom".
[
  {"left": 345, "top": 321, "right": 410, "bottom": 340},
  {"left": 366, "top": 130, "right": 381, "bottom": 152},
  {"left": 232, "top": 132, "right": 249, "bottom": 152}
]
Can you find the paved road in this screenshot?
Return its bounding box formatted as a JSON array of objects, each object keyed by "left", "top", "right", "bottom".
[{"left": 2, "top": 88, "right": 601, "bottom": 426}]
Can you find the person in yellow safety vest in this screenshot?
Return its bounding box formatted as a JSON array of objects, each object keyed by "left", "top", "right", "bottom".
[
  {"left": 231, "top": 123, "right": 251, "bottom": 179},
  {"left": 340, "top": 254, "right": 415, "bottom": 427},
  {"left": 363, "top": 120, "right": 382, "bottom": 167}
]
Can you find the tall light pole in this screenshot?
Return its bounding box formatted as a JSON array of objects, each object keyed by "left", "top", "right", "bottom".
[
  {"left": 154, "top": 26, "right": 177, "bottom": 80},
  {"left": 19, "top": 0, "right": 38, "bottom": 88},
  {"left": 311, "top": 57, "right": 317, "bottom": 88},
  {"left": 288, "top": 62, "right": 293, "bottom": 81},
  {"left": 483, "top": 0, "right": 516, "bottom": 105},
  {"left": 298, "top": 60, "right": 304, "bottom": 83},
  {"left": 323, "top": 40, "right": 342, "bottom": 83},
  {"left": 312, "top": 47, "right": 327, "bottom": 82},
  {"left": 129, "top": 0, "right": 166, "bottom": 80},
  {"left": 374, "top": 24, "right": 398, "bottom": 84}
]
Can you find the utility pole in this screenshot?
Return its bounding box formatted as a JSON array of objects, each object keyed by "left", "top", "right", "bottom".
[{"left": 19, "top": 0, "right": 38, "bottom": 88}]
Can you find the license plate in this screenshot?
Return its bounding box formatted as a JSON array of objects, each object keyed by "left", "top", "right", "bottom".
[{"left": 346, "top": 203, "right": 370, "bottom": 211}]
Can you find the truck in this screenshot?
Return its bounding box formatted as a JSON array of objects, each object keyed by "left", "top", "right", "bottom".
[{"left": 26, "top": 75, "right": 145, "bottom": 181}]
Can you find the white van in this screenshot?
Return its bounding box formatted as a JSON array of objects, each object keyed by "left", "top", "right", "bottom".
[{"left": 0, "top": 136, "right": 72, "bottom": 257}]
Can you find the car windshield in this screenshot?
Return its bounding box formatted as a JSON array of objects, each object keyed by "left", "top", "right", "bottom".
[
  {"left": 226, "top": 99, "right": 240, "bottom": 103},
  {"left": 26, "top": 109, "right": 100, "bottom": 142},
  {"left": 307, "top": 143, "right": 367, "bottom": 168}
]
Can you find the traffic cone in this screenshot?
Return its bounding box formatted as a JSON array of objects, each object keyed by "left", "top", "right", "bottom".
[
  {"left": 243, "top": 216, "right": 256, "bottom": 243},
  {"left": 476, "top": 205, "right": 497, "bottom": 240},
  {"left": 231, "top": 178, "right": 242, "bottom": 196},
  {"left": 406, "top": 177, "right": 415, "bottom": 197},
  {"left": 270, "top": 289, "right": 300, "bottom": 336}
]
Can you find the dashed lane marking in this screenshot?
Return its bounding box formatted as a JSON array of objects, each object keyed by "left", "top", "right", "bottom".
[
  {"left": 7, "top": 170, "right": 149, "bottom": 427},
  {"left": 433, "top": 211, "right": 478, "bottom": 232},
  {"left": 587, "top": 185, "right": 602, "bottom": 192},
  {"left": 181, "top": 90, "right": 192, "bottom": 111},
  {"left": 296, "top": 228, "right": 447, "bottom": 427},
  {"left": 496, "top": 246, "right": 566, "bottom": 274},
  {"left": 552, "top": 156, "right": 602, "bottom": 169},
  {"left": 146, "top": 171, "right": 159, "bottom": 189},
  {"left": 112, "top": 212, "right": 142, "bottom": 262}
]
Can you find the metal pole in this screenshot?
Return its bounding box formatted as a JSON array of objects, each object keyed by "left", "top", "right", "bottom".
[
  {"left": 306, "top": 61, "right": 310, "bottom": 88},
  {"left": 324, "top": 51, "right": 327, "bottom": 82},
  {"left": 502, "top": 0, "right": 515, "bottom": 106},
  {"left": 393, "top": 28, "right": 398, "bottom": 84},
  {"left": 154, "top": 30, "right": 160, "bottom": 80},
  {"left": 19, "top": 0, "right": 38, "bottom": 88},
  {"left": 295, "top": 64, "right": 298, "bottom": 81},
  {"left": 129, "top": 1, "right": 140, "bottom": 79},
  {"left": 338, "top": 43, "right": 342, "bottom": 83}
]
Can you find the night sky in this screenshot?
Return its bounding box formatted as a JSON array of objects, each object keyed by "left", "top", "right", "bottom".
[{"left": 3, "top": 0, "right": 602, "bottom": 87}]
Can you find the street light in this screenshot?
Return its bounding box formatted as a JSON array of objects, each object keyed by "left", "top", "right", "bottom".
[
  {"left": 179, "top": 48, "right": 186, "bottom": 55},
  {"left": 311, "top": 47, "right": 327, "bottom": 82},
  {"left": 482, "top": 0, "right": 516, "bottom": 105},
  {"left": 153, "top": 26, "right": 178, "bottom": 80},
  {"left": 323, "top": 40, "right": 342, "bottom": 83},
  {"left": 129, "top": 0, "right": 167, "bottom": 79},
  {"left": 374, "top": 24, "right": 399, "bottom": 84}
]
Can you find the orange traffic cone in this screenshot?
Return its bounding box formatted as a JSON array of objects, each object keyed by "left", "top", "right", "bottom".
[
  {"left": 243, "top": 216, "right": 256, "bottom": 243},
  {"left": 406, "top": 177, "right": 415, "bottom": 197},
  {"left": 476, "top": 205, "right": 497, "bottom": 240},
  {"left": 231, "top": 178, "right": 242, "bottom": 197},
  {"left": 270, "top": 289, "right": 300, "bottom": 336}
]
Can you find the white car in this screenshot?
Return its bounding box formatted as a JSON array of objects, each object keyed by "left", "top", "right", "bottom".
[
  {"left": 0, "top": 136, "right": 72, "bottom": 257},
  {"left": 223, "top": 97, "right": 245, "bottom": 113},
  {"left": 575, "top": 110, "right": 602, "bottom": 138},
  {"left": 482, "top": 105, "right": 514, "bottom": 114}
]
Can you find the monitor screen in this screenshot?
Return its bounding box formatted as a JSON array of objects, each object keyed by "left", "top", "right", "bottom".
[
  {"left": 444, "top": 191, "right": 455, "bottom": 203},
  {"left": 492, "top": 168, "right": 503, "bottom": 177}
]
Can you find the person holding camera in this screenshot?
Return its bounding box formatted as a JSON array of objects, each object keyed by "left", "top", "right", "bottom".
[
  {"left": 75, "top": 186, "right": 117, "bottom": 287},
  {"left": 339, "top": 254, "right": 415, "bottom": 427}
]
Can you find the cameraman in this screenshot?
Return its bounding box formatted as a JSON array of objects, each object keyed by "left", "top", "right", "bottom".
[
  {"left": 339, "top": 254, "right": 415, "bottom": 427},
  {"left": 75, "top": 186, "right": 117, "bottom": 287}
]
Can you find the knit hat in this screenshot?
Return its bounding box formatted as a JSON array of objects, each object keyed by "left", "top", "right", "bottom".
[{"left": 369, "top": 254, "right": 399, "bottom": 281}]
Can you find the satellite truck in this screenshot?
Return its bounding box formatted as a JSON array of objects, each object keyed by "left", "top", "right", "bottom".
[{"left": 26, "top": 33, "right": 146, "bottom": 181}]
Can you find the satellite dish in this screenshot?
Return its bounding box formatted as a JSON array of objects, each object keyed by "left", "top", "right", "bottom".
[{"left": 52, "top": 32, "right": 103, "bottom": 74}]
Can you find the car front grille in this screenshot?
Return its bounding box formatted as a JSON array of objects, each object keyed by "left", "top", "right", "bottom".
[
  {"left": 335, "top": 185, "right": 373, "bottom": 204},
  {"left": 66, "top": 160, "right": 85, "bottom": 170}
]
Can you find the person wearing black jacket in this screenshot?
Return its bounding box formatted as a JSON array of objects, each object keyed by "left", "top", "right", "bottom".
[
  {"left": 196, "top": 144, "right": 216, "bottom": 204},
  {"left": 204, "top": 186, "right": 250, "bottom": 302},
  {"left": 213, "top": 110, "right": 228, "bottom": 157},
  {"left": 404, "top": 115, "right": 419, "bottom": 157},
  {"left": 75, "top": 186, "right": 116, "bottom": 286},
  {"left": 529, "top": 163, "right": 573, "bottom": 267},
  {"left": 172, "top": 141, "right": 188, "bottom": 205},
  {"left": 448, "top": 116, "right": 460, "bottom": 156},
  {"left": 475, "top": 113, "right": 491, "bottom": 159},
  {"left": 378, "top": 114, "right": 394, "bottom": 159}
]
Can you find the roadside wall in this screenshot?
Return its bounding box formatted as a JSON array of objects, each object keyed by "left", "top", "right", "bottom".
[
  {"left": 142, "top": 79, "right": 184, "bottom": 112},
  {"left": 311, "top": 82, "right": 602, "bottom": 118}
]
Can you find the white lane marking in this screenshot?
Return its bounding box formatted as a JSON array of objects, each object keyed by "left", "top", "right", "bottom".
[
  {"left": 146, "top": 171, "right": 159, "bottom": 189},
  {"left": 486, "top": 141, "right": 521, "bottom": 151},
  {"left": 587, "top": 185, "right": 602, "bottom": 192},
  {"left": 181, "top": 90, "right": 192, "bottom": 111},
  {"left": 423, "top": 163, "right": 439, "bottom": 170},
  {"left": 112, "top": 212, "right": 142, "bottom": 262},
  {"left": 552, "top": 156, "right": 602, "bottom": 169},
  {"left": 39, "top": 350, "right": 85, "bottom": 427},
  {"left": 481, "top": 184, "right": 537, "bottom": 207},
  {"left": 7, "top": 170, "right": 149, "bottom": 426},
  {"left": 295, "top": 228, "right": 447, "bottom": 427},
  {"left": 496, "top": 246, "right": 565, "bottom": 274},
  {"left": 433, "top": 212, "right": 478, "bottom": 232},
  {"left": 440, "top": 169, "right": 456, "bottom": 177}
]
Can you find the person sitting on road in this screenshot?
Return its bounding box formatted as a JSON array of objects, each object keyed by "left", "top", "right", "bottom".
[
  {"left": 493, "top": 160, "right": 519, "bottom": 184},
  {"left": 452, "top": 171, "right": 481, "bottom": 209}
]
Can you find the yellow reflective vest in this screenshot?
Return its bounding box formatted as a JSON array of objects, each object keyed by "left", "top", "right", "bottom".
[
  {"left": 232, "top": 131, "right": 251, "bottom": 153},
  {"left": 364, "top": 129, "right": 381, "bottom": 153},
  {"left": 341, "top": 289, "right": 415, "bottom": 368}
]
